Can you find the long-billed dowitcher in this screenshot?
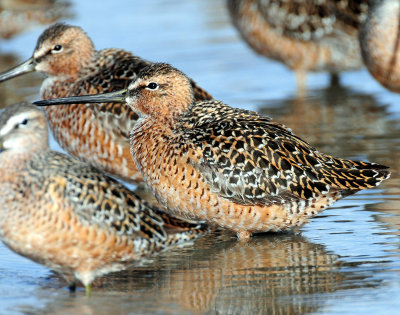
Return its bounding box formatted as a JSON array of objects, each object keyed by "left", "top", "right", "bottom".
[
  {"left": 0, "top": 23, "right": 212, "bottom": 183},
  {"left": 0, "top": 102, "right": 207, "bottom": 294},
  {"left": 227, "top": 0, "right": 369, "bottom": 92},
  {"left": 34, "top": 63, "right": 390, "bottom": 240},
  {"left": 359, "top": 0, "right": 400, "bottom": 92}
]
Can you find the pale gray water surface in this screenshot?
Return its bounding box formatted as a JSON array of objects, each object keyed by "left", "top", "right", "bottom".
[{"left": 1, "top": 1, "right": 400, "bottom": 314}]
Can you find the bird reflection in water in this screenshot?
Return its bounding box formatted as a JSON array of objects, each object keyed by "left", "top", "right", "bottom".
[{"left": 26, "top": 231, "right": 384, "bottom": 314}]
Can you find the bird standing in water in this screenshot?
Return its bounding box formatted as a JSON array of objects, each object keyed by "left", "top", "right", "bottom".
[
  {"left": 34, "top": 63, "right": 390, "bottom": 240},
  {"left": 227, "top": 0, "right": 369, "bottom": 93},
  {"left": 0, "top": 23, "right": 212, "bottom": 183},
  {"left": 0, "top": 102, "right": 207, "bottom": 294}
]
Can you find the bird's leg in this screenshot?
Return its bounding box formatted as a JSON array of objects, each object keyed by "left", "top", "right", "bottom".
[
  {"left": 295, "top": 71, "right": 307, "bottom": 97},
  {"left": 237, "top": 230, "right": 252, "bottom": 241},
  {"left": 85, "top": 284, "right": 92, "bottom": 297},
  {"left": 329, "top": 73, "right": 340, "bottom": 87},
  {"left": 68, "top": 281, "right": 76, "bottom": 293}
]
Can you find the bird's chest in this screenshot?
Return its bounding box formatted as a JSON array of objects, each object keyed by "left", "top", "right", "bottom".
[
  {"left": 40, "top": 76, "right": 75, "bottom": 100},
  {"left": 131, "top": 125, "right": 178, "bottom": 184},
  {"left": 40, "top": 78, "right": 83, "bottom": 130}
]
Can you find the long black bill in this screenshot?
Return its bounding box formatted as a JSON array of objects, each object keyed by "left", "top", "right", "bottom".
[
  {"left": 33, "top": 89, "right": 127, "bottom": 107},
  {"left": 0, "top": 57, "right": 36, "bottom": 82}
]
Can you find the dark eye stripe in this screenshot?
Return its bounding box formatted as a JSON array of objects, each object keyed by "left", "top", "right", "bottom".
[
  {"left": 35, "top": 45, "right": 63, "bottom": 63},
  {"left": 35, "top": 54, "right": 48, "bottom": 64}
]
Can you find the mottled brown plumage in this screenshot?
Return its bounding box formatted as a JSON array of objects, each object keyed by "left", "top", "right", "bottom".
[
  {"left": 0, "top": 102, "right": 207, "bottom": 293},
  {"left": 0, "top": 23, "right": 212, "bottom": 183},
  {"left": 227, "top": 0, "right": 369, "bottom": 91},
  {"left": 360, "top": 0, "right": 400, "bottom": 92},
  {"left": 34, "top": 63, "right": 390, "bottom": 240}
]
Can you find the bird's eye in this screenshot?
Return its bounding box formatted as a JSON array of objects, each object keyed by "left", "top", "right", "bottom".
[
  {"left": 15, "top": 118, "right": 28, "bottom": 129},
  {"left": 146, "top": 82, "right": 159, "bottom": 90},
  {"left": 51, "top": 45, "right": 63, "bottom": 53}
]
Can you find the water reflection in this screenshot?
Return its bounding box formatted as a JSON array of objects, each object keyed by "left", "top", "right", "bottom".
[
  {"left": 366, "top": 176, "right": 400, "bottom": 243},
  {"left": 9, "top": 232, "right": 385, "bottom": 314},
  {"left": 258, "top": 84, "right": 393, "bottom": 162},
  {"left": 157, "top": 233, "right": 342, "bottom": 314}
]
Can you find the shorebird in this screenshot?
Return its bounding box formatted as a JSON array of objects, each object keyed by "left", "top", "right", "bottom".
[
  {"left": 34, "top": 63, "right": 391, "bottom": 240},
  {"left": 227, "top": 0, "right": 369, "bottom": 92},
  {"left": 359, "top": 0, "right": 400, "bottom": 92},
  {"left": 0, "top": 23, "right": 212, "bottom": 183},
  {"left": 0, "top": 102, "right": 207, "bottom": 294}
]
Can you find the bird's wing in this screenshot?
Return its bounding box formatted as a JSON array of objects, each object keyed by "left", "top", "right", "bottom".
[
  {"left": 40, "top": 151, "right": 170, "bottom": 241},
  {"left": 185, "top": 101, "right": 388, "bottom": 206},
  {"left": 233, "top": 0, "right": 366, "bottom": 41}
]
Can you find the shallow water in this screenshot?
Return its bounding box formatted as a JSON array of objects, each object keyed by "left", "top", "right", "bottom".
[{"left": 1, "top": 0, "right": 400, "bottom": 314}]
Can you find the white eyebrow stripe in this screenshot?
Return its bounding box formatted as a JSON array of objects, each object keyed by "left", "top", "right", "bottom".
[
  {"left": 0, "top": 113, "right": 28, "bottom": 136},
  {"left": 33, "top": 46, "right": 48, "bottom": 60},
  {"left": 128, "top": 78, "right": 141, "bottom": 91}
]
